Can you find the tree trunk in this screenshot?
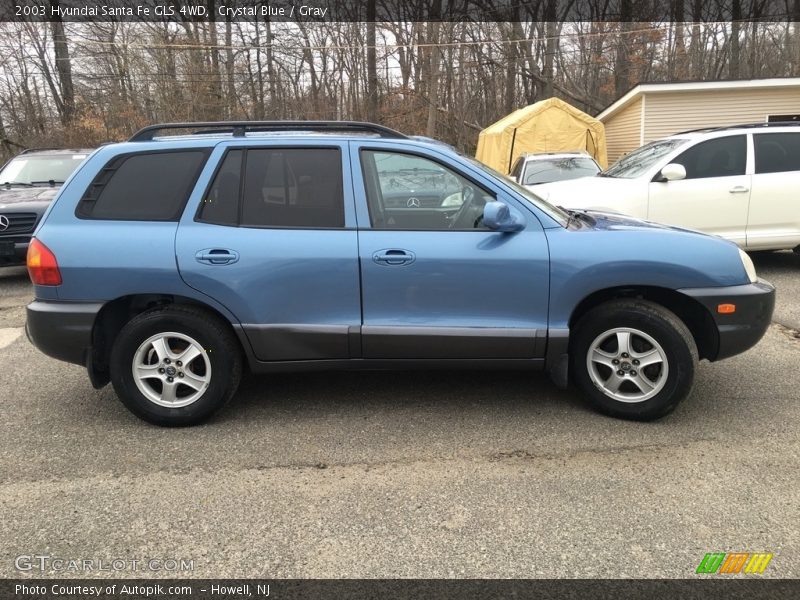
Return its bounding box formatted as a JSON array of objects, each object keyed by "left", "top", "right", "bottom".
[
  {"left": 793, "top": 0, "right": 800, "bottom": 76},
  {"left": 503, "top": 8, "right": 520, "bottom": 113},
  {"left": 298, "top": 24, "right": 319, "bottom": 116},
  {"left": 689, "top": 0, "right": 704, "bottom": 79},
  {"left": 672, "top": 0, "right": 688, "bottom": 79},
  {"left": 49, "top": 0, "right": 75, "bottom": 126},
  {"left": 366, "top": 1, "right": 378, "bottom": 122},
  {"left": 265, "top": 19, "right": 276, "bottom": 116},
  {"left": 206, "top": 3, "right": 223, "bottom": 118},
  {"left": 614, "top": 0, "right": 633, "bottom": 97},
  {"left": 225, "top": 11, "right": 235, "bottom": 118},
  {"left": 426, "top": 22, "right": 441, "bottom": 137},
  {"left": 426, "top": 2, "right": 442, "bottom": 137},
  {"left": 730, "top": 0, "right": 741, "bottom": 78},
  {"left": 543, "top": 0, "right": 558, "bottom": 99}
]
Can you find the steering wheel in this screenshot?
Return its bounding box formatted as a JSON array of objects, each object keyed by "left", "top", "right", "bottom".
[{"left": 448, "top": 185, "right": 476, "bottom": 229}]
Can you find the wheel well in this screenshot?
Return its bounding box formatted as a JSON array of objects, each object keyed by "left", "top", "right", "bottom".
[
  {"left": 90, "top": 294, "right": 240, "bottom": 378},
  {"left": 568, "top": 286, "right": 719, "bottom": 361}
]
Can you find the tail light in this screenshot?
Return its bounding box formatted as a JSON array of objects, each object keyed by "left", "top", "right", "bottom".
[{"left": 27, "top": 238, "right": 62, "bottom": 286}]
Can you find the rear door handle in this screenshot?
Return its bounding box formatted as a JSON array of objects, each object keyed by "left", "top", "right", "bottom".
[
  {"left": 729, "top": 186, "right": 749, "bottom": 194},
  {"left": 195, "top": 248, "right": 239, "bottom": 265},
  {"left": 372, "top": 249, "right": 415, "bottom": 266}
]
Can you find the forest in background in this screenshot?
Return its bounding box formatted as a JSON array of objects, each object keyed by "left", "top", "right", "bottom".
[{"left": 1, "top": 0, "right": 800, "bottom": 159}]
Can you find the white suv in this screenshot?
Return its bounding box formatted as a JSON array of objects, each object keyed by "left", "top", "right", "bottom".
[{"left": 534, "top": 123, "right": 800, "bottom": 251}]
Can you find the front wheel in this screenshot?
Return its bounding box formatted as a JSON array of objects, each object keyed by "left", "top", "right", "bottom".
[
  {"left": 110, "top": 306, "right": 242, "bottom": 426},
  {"left": 570, "top": 300, "right": 698, "bottom": 421}
]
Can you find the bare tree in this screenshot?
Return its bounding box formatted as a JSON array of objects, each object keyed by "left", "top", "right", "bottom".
[{"left": 0, "top": 14, "right": 797, "bottom": 160}]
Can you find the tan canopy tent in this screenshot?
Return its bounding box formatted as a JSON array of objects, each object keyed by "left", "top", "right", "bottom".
[{"left": 475, "top": 97, "right": 608, "bottom": 174}]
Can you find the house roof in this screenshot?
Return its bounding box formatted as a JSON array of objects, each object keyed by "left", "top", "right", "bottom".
[{"left": 597, "top": 77, "right": 800, "bottom": 122}]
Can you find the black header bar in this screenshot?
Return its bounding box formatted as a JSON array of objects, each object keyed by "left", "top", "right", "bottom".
[
  {"left": 2, "top": 579, "right": 800, "bottom": 600},
  {"left": 2, "top": 0, "right": 798, "bottom": 23}
]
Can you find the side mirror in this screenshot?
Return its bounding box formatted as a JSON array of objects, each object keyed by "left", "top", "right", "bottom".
[
  {"left": 659, "top": 163, "right": 686, "bottom": 182},
  {"left": 483, "top": 201, "right": 524, "bottom": 232}
]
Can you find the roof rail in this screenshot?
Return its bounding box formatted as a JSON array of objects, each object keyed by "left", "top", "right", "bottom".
[
  {"left": 129, "top": 121, "right": 408, "bottom": 142},
  {"left": 675, "top": 121, "right": 800, "bottom": 135}
]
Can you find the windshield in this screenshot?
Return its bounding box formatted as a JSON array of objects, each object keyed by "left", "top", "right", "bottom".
[
  {"left": 373, "top": 152, "right": 462, "bottom": 196},
  {"left": 602, "top": 139, "right": 690, "bottom": 179},
  {"left": 522, "top": 157, "right": 600, "bottom": 185},
  {"left": 0, "top": 153, "right": 88, "bottom": 185},
  {"left": 462, "top": 155, "right": 570, "bottom": 226}
]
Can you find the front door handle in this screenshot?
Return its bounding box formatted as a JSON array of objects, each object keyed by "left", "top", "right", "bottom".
[
  {"left": 729, "top": 186, "right": 749, "bottom": 194},
  {"left": 372, "top": 249, "right": 415, "bottom": 266},
  {"left": 195, "top": 248, "right": 239, "bottom": 265}
]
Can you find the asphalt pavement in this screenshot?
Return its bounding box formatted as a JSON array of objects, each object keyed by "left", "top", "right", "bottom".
[
  {"left": 0, "top": 253, "right": 798, "bottom": 579},
  {"left": 753, "top": 250, "right": 800, "bottom": 330}
]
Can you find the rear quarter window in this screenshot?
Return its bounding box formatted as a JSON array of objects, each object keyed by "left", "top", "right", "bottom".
[{"left": 77, "top": 150, "right": 209, "bottom": 220}]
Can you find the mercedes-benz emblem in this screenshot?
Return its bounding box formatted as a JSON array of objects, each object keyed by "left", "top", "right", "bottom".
[
  {"left": 0, "top": 215, "right": 9, "bottom": 231},
  {"left": 406, "top": 197, "right": 420, "bottom": 208}
]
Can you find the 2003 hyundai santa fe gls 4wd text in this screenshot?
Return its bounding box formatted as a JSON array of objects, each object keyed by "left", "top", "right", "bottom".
[{"left": 25, "top": 122, "right": 775, "bottom": 426}]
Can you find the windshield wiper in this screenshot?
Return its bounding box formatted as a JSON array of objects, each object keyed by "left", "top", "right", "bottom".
[
  {"left": 557, "top": 205, "right": 575, "bottom": 228},
  {"left": 596, "top": 171, "right": 613, "bottom": 178},
  {"left": 557, "top": 206, "right": 596, "bottom": 228},
  {"left": 571, "top": 209, "right": 596, "bottom": 226},
  {"left": 1, "top": 180, "right": 34, "bottom": 187},
  {"left": 29, "top": 180, "right": 64, "bottom": 186}
]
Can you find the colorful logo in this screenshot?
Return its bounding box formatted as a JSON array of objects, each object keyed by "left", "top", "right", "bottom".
[{"left": 696, "top": 552, "right": 773, "bottom": 574}]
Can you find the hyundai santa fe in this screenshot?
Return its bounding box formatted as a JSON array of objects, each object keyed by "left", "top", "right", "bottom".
[{"left": 25, "top": 121, "right": 775, "bottom": 426}]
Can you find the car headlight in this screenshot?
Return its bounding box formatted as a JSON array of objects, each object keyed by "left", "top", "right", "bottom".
[{"left": 739, "top": 248, "right": 757, "bottom": 283}]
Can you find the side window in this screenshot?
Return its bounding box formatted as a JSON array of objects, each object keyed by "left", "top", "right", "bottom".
[
  {"left": 361, "top": 150, "right": 494, "bottom": 230},
  {"left": 671, "top": 135, "right": 746, "bottom": 179},
  {"left": 754, "top": 133, "right": 800, "bottom": 174},
  {"left": 241, "top": 148, "right": 344, "bottom": 228},
  {"left": 199, "top": 150, "right": 242, "bottom": 225},
  {"left": 78, "top": 151, "right": 207, "bottom": 220}
]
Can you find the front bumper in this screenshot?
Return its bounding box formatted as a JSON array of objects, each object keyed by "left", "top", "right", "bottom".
[
  {"left": 680, "top": 279, "right": 775, "bottom": 361},
  {"left": 0, "top": 239, "right": 30, "bottom": 266},
  {"left": 26, "top": 300, "right": 103, "bottom": 366}
]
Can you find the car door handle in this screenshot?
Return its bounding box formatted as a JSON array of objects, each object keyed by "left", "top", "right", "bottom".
[
  {"left": 372, "top": 249, "right": 415, "bottom": 266},
  {"left": 195, "top": 248, "right": 239, "bottom": 265},
  {"left": 729, "top": 186, "right": 749, "bottom": 194}
]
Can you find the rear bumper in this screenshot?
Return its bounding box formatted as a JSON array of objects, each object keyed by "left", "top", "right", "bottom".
[
  {"left": 26, "top": 300, "right": 103, "bottom": 366},
  {"left": 679, "top": 279, "right": 775, "bottom": 361}
]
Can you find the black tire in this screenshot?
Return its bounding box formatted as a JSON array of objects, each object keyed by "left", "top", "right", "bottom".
[
  {"left": 570, "top": 299, "right": 698, "bottom": 421},
  {"left": 110, "top": 305, "right": 242, "bottom": 426}
]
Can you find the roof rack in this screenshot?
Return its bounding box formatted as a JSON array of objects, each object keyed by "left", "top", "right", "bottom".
[
  {"left": 129, "top": 121, "right": 408, "bottom": 142},
  {"left": 676, "top": 121, "right": 800, "bottom": 135},
  {"left": 19, "top": 147, "right": 62, "bottom": 154}
]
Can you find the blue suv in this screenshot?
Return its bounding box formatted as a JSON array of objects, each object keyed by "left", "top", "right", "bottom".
[{"left": 25, "top": 122, "right": 775, "bottom": 426}]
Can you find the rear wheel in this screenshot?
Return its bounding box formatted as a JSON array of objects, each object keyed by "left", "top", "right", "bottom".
[
  {"left": 571, "top": 300, "right": 698, "bottom": 421},
  {"left": 110, "top": 306, "right": 242, "bottom": 426}
]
